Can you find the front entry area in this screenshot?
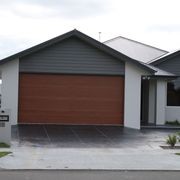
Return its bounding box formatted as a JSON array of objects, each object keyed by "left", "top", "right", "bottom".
[
  {"left": 141, "top": 78, "right": 157, "bottom": 126},
  {"left": 18, "top": 74, "right": 124, "bottom": 125},
  {"left": 141, "top": 79, "right": 149, "bottom": 125}
]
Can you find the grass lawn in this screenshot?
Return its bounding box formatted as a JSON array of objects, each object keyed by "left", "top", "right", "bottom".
[
  {"left": 0, "top": 152, "right": 11, "bottom": 158},
  {"left": 175, "top": 153, "right": 180, "bottom": 155},
  {"left": 0, "top": 142, "right": 10, "bottom": 148}
]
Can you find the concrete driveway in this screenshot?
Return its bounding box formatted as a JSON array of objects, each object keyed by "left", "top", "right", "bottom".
[
  {"left": 11, "top": 125, "right": 177, "bottom": 148},
  {"left": 0, "top": 125, "right": 180, "bottom": 170}
]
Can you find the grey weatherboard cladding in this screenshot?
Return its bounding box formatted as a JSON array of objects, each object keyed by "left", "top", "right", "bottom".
[{"left": 19, "top": 37, "right": 125, "bottom": 75}]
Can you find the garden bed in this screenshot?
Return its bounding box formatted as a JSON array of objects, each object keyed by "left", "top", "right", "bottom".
[{"left": 160, "top": 145, "right": 180, "bottom": 149}]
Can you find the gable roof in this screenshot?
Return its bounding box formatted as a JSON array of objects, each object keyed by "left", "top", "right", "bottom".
[
  {"left": 104, "top": 35, "right": 168, "bottom": 63},
  {"left": 0, "top": 29, "right": 157, "bottom": 73},
  {"left": 149, "top": 49, "right": 180, "bottom": 66}
]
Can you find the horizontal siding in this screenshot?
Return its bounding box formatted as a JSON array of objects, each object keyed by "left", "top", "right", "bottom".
[{"left": 19, "top": 37, "right": 125, "bottom": 75}]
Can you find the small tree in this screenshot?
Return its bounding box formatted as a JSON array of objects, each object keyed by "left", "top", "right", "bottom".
[{"left": 166, "top": 134, "right": 177, "bottom": 148}]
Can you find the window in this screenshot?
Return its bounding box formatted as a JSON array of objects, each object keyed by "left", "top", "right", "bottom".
[{"left": 167, "top": 78, "right": 180, "bottom": 106}]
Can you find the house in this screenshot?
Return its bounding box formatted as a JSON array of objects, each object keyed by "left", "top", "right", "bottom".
[
  {"left": 104, "top": 35, "right": 167, "bottom": 63},
  {"left": 0, "top": 30, "right": 175, "bottom": 129}
]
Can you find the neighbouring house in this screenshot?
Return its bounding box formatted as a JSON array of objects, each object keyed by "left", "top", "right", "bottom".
[{"left": 0, "top": 30, "right": 176, "bottom": 129}]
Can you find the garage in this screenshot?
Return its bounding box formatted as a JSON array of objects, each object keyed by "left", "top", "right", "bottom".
[
  {"left": 0, "top": 30, "right": 158, "bottom": 129},
  {"left": 18, "top": 74, "right": 124, "bottom": 125}
]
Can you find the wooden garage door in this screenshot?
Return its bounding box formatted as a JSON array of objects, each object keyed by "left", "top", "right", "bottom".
[{"left": 18, "top": 74, "right": 124, "bottom": 125}]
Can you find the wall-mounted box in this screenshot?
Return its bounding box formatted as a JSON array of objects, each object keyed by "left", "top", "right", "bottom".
[{"left": 0, "top": 115, "right": 9, "bottom": 122}]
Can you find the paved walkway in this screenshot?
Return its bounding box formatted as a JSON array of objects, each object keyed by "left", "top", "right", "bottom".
[{"left": 0, "top": 125, "right": 180, "bottom": 170}]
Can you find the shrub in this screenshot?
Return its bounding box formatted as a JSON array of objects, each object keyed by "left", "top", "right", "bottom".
[
  {"left": 0, "top": 142, "right": 10, "bottom": 148},
  {"left": 165, "top": 120, "right": 180, "bottom": 126},
  {"left": 166, "top": 134, "right": 177, "bottom": 148}
]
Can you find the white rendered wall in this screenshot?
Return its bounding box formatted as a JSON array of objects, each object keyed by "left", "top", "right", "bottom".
[
  {"left": 0, "top": 59, "right": 19, "bottom": 125},
  {"left": 124, "top": 62, "right": 149, "bottom": 129},
  {"left": 0, "top": 109, "right": 11, "bottom": 145},
  {"left": 148, "top": 80, "right": 156, "bottom": 124},
  {"left": 156, "top": 80, "right": 166, "bottom": 125},
  {"left": 165, "top": 107, "right": 180, "bottom": 122}
]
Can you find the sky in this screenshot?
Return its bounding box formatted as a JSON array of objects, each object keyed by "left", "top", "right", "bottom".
[{"left": 0, "top": 0, "right": 180, "bottom": 59}]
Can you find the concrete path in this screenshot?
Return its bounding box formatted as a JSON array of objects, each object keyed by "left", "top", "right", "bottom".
[
  {"left": 0, "top": 126, "right": 180, "bottom": 170},
  {"left": 0, "top": 170, "right": 180, "bottom": 180},
  {"left": 0, "top": 145, "right": 180, "bottom": 170}
]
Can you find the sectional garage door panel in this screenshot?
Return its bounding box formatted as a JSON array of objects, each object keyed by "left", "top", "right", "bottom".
[{"left": 18, "top": 74, "right": 124, "bottom": 125}]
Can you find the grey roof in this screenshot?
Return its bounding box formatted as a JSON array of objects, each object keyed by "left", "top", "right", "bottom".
[
  {"left": 139, "top": 61, "right": 176, "bottom": 77},
  {"left": 149, "top": 49, "right": 180, "bottom": 65},
  {"left": 104, "top": 35, "right": 168, "bottom": 63},
  {"left": 0, "top": 29, "right": 156, "bottom": 73}
]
